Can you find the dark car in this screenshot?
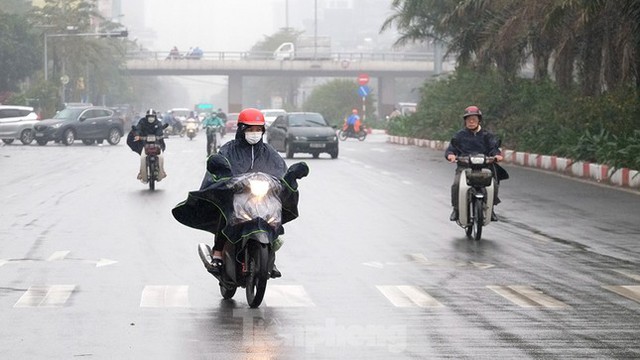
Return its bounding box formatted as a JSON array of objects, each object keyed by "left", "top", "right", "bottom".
[
  {"left": 265, "top": 112, "right": 338, "bottom": 159},
  {"left": 33, "top": 106, "right": 124, "bottom": 146},
  {"left": 225, "top": 112, "right": 239, "bottom": 135}
]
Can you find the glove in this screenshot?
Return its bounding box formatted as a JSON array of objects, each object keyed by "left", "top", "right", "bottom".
[{"left": 287, "top": 162, "right": 309, "bottom": 180}]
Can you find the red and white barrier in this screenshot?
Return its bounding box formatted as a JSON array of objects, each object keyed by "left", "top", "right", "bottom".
[{"left": 387, "top": 136, "right": 640, "bottom": 190}]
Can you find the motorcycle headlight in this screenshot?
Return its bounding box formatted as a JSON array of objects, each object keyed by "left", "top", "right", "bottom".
[
  {"left": 470, "top": 155, "right": 485, "bottom": 165},
  {"left": 249, "top": 179, "right": 269, "bottom": 198}
]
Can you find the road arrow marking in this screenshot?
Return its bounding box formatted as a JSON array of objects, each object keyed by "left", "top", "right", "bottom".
[{"left": 95, "top": 259, "right": 118, "bottom": 267}]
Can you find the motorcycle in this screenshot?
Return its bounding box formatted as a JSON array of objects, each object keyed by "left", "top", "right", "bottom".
[
  {"left": 193, "top": 157, "right": 309, "bottom": 308},
  {"left": 338, "top": 123, "right": 367, "bottom": 141},
  {"left": 163, "top": 123, "right": 185, "bottom": 137},
  {"left": 185, "top": 121, "right": 198, "bottom": 140},
  {"left": 205, "top": 125, "right": 223, "bottom": 156},
  {"left": 140, "top": 134, "right": 164, "bottom": 191}
]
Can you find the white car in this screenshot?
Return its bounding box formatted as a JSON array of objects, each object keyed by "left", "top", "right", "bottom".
[
  {"left": 261, "top": 109, "right": 286, "bottom": 128},
  {"left": 0, "top": 105, "right": 39, "bottom": 145}
]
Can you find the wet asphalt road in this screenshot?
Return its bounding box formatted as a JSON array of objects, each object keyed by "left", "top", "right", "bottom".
[{"left": 1, "top": 132, "right": 639, "bottom": 359}]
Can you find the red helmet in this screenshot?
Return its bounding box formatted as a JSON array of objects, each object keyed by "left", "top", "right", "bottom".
[
  {"left": 237, "top": 108, "right": 265, "bottom": 126},
  {"left": 463, "top": 105, "right": 482, "bottom": 120}
]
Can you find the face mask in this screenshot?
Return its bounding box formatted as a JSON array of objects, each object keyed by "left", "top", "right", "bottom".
[
  {"left": 245, "top": 131, "right": 262, "bottom": 145},
  {"left": 147, "top": 116, "right": 156, "bottom": 123}
]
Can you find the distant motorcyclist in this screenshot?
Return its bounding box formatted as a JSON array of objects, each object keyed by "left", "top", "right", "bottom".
[
  {"left": 216, "top": 108, "right": 227, "bottom": 122},
  {"left": 202, "top": 111, "right": 225, "bottom": 155},
  {"left": 345, "top": 108, "right": 360, "bottom": 136},
  {"left": 134, "top": 109, "right": 167, "bottom": 183},
  {"left": 444, "top": 105, "right": 505, "bottom": 221}
]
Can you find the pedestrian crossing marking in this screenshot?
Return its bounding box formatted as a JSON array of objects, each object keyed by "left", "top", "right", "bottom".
[
  {"left": 264, "top": 285, "right": 315, "bottom": 307},
  {"left": 603, "top": 285, "right": 640, "bottom": 303},
  {"left": 140, "top": 285, "right": 190, "bottom": 308},
  {"left": 487, "top": 285, "right": 571, "bottom": 308},
  {"left": 47, "top": 251, "right": 70, "bottom": 261},
  {"left": 377, "top": 285, "right": 444, "bottom": 308},
  {"left": 14, "top": 285, "right": 76, "bottom": 308},
  {"left": 612, "top": 270, "right": 640, "bottom": 281}
]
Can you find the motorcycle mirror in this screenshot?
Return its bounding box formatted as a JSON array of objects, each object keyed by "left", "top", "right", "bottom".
[
  {"left": 163, "top": 123, "right": 169, "bottom": 129},
  {"left": 287, "top": 162, "right": 309, "bottom": 179}
]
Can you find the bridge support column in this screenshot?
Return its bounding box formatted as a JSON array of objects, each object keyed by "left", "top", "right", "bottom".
[
  {"left": 228, "top": 75, "right": 243, "bottom": 113},
  {"left": 378, "top": 76, "right": 396, "bottom": 118}
]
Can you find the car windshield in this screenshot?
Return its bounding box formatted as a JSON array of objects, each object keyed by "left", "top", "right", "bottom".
[
  {"left": 53, "top": 108, "right": 84, "bottom": 121},
  {"left": 289, "top": 114, "right": 327, "bottom": 127}
]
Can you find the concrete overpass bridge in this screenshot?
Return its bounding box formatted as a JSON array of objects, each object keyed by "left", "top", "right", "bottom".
[{"left": 124, "top": 50, "right": 454, "bottom": 115}]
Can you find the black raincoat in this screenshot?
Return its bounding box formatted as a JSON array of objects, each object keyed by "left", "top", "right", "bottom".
[
  {"left": 171, "top": 127, "right": 306, "bottom": 242},
  {"left": 126, "top": 117, "right": 166, "bottom": 155}
]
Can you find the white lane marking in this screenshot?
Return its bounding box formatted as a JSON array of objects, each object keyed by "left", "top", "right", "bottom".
[
  {"left": 14, "top": 285, "right": 76, "bottom": 308},
  {"left": 47, "top": 250, "right": 70, "bottom": 261},
  {"left": 371, "top": 148, "right": 387, "bottom": 153},
  {"left": 612, "top": 270, "right": 640, "bottom": 281},
  {"left": 0, "top": 259, "right": 8, "bottom": 267},
  {"left": 487, "top": 285, "right": 570, "bottom": 308},
  {"left": 362, "top": 261, "right": 385, "bottom": 269},
  {"left": 409, "top": 253, "right": 494, "bottom": 269},
  {"left": 264, "top": 285, "right": 315, "bottom": 307},
  {"left": 603, "top": 285, "right": 640, "bottom": 303},
  {"left": 401, "top": 180, "right": 412, "bottom": 185},
  {"left": 95, "top": 259, "right": 118, "bottom": 267},
  {"left": 376, "top": 285, "right": 444, "bottom": 308},
  {"left": 140, "top": 285, "right": 190, "bottom": 308}
]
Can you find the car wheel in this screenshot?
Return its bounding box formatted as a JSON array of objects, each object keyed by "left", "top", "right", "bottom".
[
  {"left": 20, "top": 129, "right": 34, "bottom": 145},
  {"left": 107, "top": 128, "right": 122, "bottom": 145},
  {"left": 36, "top": 139, "right": 48, "bottom": 146},
  {"left": 97, "top": 139, "right": 104, "bottom": 144},
  {"left": 312, "top": 152, "right": 319, "bottom": 159},
  {"left": 62, "top": 129, "right": 75, "bottom": 145},
  {"left": 2, "top": 139, "right": 14, "bottom": 145},
  {"left": 330, "top": 148, "right": 339, "bottom": 159},
  {"left": 285, "top": 141, "right": 294, "bottom": 159},
  {"left": 82, "top": 139, "right": 95, "bottom": 145}
]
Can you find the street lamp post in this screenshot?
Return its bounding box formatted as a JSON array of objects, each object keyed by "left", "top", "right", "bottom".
[{"left": 43, "top": 30, "right": 128, "bottom": 82}]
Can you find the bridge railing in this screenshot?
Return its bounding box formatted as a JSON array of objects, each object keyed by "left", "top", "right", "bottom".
[{"left": 126, "top": 50, "right": 437, "bottom": 62}]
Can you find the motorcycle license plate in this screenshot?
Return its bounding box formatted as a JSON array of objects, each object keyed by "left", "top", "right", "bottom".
[
  {"left": 309, "top": 143, "right": 325, "bottom": 148},
  {"left": 146, "top": 135, "right": 156, "bottom": 141}
]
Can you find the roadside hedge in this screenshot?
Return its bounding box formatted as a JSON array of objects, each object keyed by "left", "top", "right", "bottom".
[{"left": 387, "top": 68, "right": 640, "bottom": 170}]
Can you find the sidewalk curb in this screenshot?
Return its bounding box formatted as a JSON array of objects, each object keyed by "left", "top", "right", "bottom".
[{"left": 387, "top": 135, "right": 640, "bottom": 191}]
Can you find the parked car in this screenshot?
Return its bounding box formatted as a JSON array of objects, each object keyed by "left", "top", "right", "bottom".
[
  {"left": 33, "top": 106, "right": 124, "bottom": 146},
  {"left": 265, "top": 112, "right": 338, "bottom": 159},
  {"left": 0, "top": 105, "right": 39, "bottom": 145},
  {"left": 225, "top": 112, "right": 239, "bottom": 134},
  {"left": 261, "top": 108, "right": 286, "bottom": 128}
]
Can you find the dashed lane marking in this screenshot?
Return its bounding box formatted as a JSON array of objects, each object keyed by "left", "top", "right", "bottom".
[
  {"left": 612, "top": 270, "right": 640, "bottom": 281},
  {"left": 487, "top": 285, "right": 571, "bottom": 308},
  {"left": 603, "top": 285, "right": 640, "bottom": 303},
  {"left": 14, "top": 285, "right": 76, "bottom": 308},
  {"left": 47, "top": 251, "right": 70, "bottom": 261},
  {"left": 140, "top": 285, "right": 190, "bottom": 308},
  {"left": 377, "top": 285, "right": 444, "bottom": 308},
  {"left": 264, "top": 285, "right": 315, "bottom": 307}
]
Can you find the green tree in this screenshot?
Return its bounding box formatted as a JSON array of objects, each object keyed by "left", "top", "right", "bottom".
[
  {"left": 303, "top": 79, "right": 375, "bottom": 126},
  {"left": 0, "top": 11, "right": 40, "bottom": 93},
  {"left": 245, "top": 28, "right": 302, "bottom": 109}
]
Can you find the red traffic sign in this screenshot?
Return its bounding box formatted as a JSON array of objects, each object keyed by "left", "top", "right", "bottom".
[{"left": 357, "top": 73, "right": 369, "bottom": 85}]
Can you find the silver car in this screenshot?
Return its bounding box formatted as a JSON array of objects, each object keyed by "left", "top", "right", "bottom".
[{"left": 0, "top": 105, "right": 39, "bottom": 145}]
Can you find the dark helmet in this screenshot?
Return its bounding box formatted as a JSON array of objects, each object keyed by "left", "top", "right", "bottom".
[
  {"left": 146, "top": 109, "right": 157, "bottom": 117},
  {"left": 463, "top": 105, "right": 482, "bottom": 121}
]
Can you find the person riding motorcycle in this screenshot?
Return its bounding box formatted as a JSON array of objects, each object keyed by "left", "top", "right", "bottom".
[
  {"left": 172, "top": 108, "right": 307, "bottom": 279},
  {"left": 444, "top": 105, "right": 505, "bottom": 222},
  {"left": 134, "top": 109, "right": 167, "bottom": 183},
  {"left": 202, "top": 111, "right": 225, "bottom": 154},
  {"left": 344, "top": 108, "right": 360, "bottom": 136}
]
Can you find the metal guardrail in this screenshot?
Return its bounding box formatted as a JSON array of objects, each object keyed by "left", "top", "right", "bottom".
[{"left": 126, "top": 50, "right": 437, "bottom": 62}]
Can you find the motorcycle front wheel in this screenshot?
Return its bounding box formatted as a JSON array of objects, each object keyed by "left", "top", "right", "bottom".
[
  {"left": 246, "top": 242, "right": 269, "bottom": 308},
  {"left": 472, "top": 198, "right": 484, "bottom": 241},
  {"left": 338, "top": 130, "right": 348, "bottom": 141},
  {"left": 357, "top": 131, "right": 367, "bottom": 141},
  {"left": 147, "top": 159, "right": 156, "bottom": 191},
  {"left": 220, "top": 285, "right": 237, "bottom": 300}
]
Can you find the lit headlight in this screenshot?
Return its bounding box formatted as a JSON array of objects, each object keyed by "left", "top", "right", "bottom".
[
  {"left": 470, "top": 155, "right": 485, "bottom": 165},
  {"left": 249, "top": 179, "right": 269, "bottom": 197},
  {"left": 52, "top": 123, "right": 62, "bottom": 128},
  {"left": 295, "top": 136, "right": 308, "bottom": 141},
  {"left": 331, "top": 136, "right": 337, "bottom": 141}
]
